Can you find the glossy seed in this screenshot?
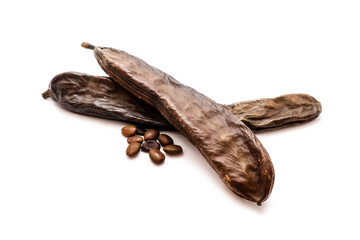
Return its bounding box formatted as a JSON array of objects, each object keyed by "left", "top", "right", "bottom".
[
  {"left": 122, "top": 125, "right": 137, "bottom": 137},
  {"left": 126, "top": 142, "right": 141, "bottom": 156},
  {"left": 136, "top": 127, "right": 147, "bottom": 136},
  {"left": 158, "top": 134, "right": 174, "bottom": 146},
  {"left": 127, "top": 135, "right": 144, "bottom": 144},
  {"left": 144, "top": 129, "right": 160, "bottom": 140},
  {"left": 149, "top": 149, "right": 165, "bottom": 164},
  {"left": 141, "top": 140, "right": 160, "bottom": 152},
  {"left": 163, "top": 144, "right": 183, "bottom": 155}
]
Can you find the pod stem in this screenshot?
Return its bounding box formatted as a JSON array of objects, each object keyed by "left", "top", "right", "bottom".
[
  {"left": 81, "top": 42, "right": 95, "bottom": 50},
  {"left": 42, "top": 89, "right": 52, "bottom": 99}
]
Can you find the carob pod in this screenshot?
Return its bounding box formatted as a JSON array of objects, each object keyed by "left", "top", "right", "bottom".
[
  {"left": 42, "top": 72, "right": 171, "bottom": 129},
  {"left": 82, "top": 42, "right": 275, "bottom": 205},
  {"left": 42, "top": 72, "right": 321, "bottom": 132},
  {"left": 223, "top": 94, "right": 322, "bottom": 131}
]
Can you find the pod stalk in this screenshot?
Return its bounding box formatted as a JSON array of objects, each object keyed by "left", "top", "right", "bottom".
[{"left": 81, "top": 42, "right": 95, "bottom": 50}]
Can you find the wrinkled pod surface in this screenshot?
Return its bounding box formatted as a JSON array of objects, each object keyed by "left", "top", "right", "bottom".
[
  {"left": 43, "top": 72, "right": 321, "bottom": 132},
  {"left": 82, "top": 42, "right": 275, "bottom": 205}
]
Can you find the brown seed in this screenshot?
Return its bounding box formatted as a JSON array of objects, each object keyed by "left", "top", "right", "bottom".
[
  {"left": 163, "top": 144, "right": 183, "bottom": 155},
  {"left": 122, "top": 125, "right": 137, "bottom": 137},
  {"left": 141, "top": 140, "right": 160, "bottom": 152},
  {"left": 126, "top": 142, "right": 141, "bottom": 156},
  {"left": 136, "top": 127, "right": 147, "bottom": 135},
  {"left": 144, "top": 129, "right": 160, "bottom": 140},
  {"left": 127, "top": 135, "right": 144, "bottom": 144},
  {"left": 149, "top": 149, "right": 165, "bottom": 164},
  {"left": 158, "top": 134, "right": 174, "bottom": 146}
]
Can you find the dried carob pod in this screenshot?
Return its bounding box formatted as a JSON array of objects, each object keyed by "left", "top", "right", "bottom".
[
  {"left": 42, "top": 72, "right": 321, "bottom": 132},
  {"left": 42, "top": 72, "right": 170, "bottom": 129},
  {"left": 223, "top": 94, "right": 322, "bottom": 131},
  {"left": 81, "top": 42, "right": 275, "bottom": 205}
]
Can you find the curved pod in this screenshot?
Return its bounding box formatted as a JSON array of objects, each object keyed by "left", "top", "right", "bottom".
[
  {"left": 82, "top": 43, "right": 275, "bottom": 205},
  {"left": 43, "top": 72, "right": 322, "bottom": 132}
]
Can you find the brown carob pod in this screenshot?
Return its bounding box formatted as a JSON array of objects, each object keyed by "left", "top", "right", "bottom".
[
  {"left": 42, "top": 72, "right": 171, "bottom": 129},
  {"left": 82, "top": 42, "right": 274, "bottom": 205},
  {"left": 42, "top": 72, "right": 322, "bottom": 132},
  {"left": 223, "top": 94, "right": 322, "bottom": 131}
]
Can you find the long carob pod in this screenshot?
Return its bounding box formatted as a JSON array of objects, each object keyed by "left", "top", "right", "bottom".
[
  {"left": 42, "top": 72, "right": 322, "bottom": 131},
  {"left": 42, "top": 72, "right": 171, "bottom": 129},
  {"left": 81, "top": 42, "right": 275, "bottom": 205},
  {"left": 223, "top": 93, "right": 322, "bottom": 131}
]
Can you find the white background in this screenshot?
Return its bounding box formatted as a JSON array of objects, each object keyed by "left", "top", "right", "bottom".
[{"left": 1, "top": 0, "right": 359, "bottom": 239}]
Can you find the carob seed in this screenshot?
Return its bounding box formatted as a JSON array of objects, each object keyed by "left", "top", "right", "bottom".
[
  {"left": 141, "top": 140, "right": 160, "bottom": 152},
  {"left": 136, "top": 127, "right": 147, "bottom": 136},
  {"left": 126, "top": 142, "right": 141, "bottom": 156},
  {"left": 158, "top": 134, "right": 174, "bottom": 146},
  {"left": 163, "top": 144, "right": 183, "bottom": 155},
  {"left": 144, "top": 129, "right": 160, "bottom": 140},
  {"left": 149, "top": 149, "right": 165, "bottom": 164},
  {"left": 127, "top": 135, "right": 143, "bottom": 144},
  {"left": 122, "top": 125, "right": 137, "bottom": 137}
]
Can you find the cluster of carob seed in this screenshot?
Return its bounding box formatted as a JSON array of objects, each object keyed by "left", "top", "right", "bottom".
[
  {"left": 42, "top": 42, "right": 321, "bottom": 206},
  {"left": 121, "top": 125, "right": 182, "bottom": 164}
]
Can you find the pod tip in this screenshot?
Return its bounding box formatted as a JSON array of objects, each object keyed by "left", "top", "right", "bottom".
[
  {"left": 81, "top": 42, "right": 95, "bottom": 50},
  {"left": 42, "top": 89, "right": 52, "bottom": 99},
  {"left": 257, "top": 201, "right": 262, "bottom": 206},
  {"left": 316, "top": 101, "right": 322, "bottom": 114}
]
